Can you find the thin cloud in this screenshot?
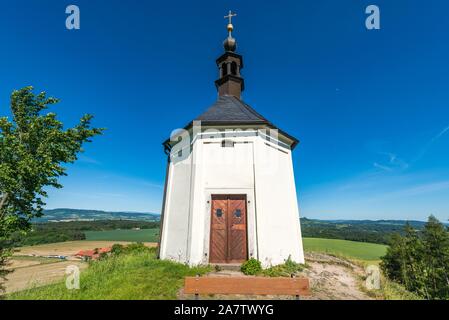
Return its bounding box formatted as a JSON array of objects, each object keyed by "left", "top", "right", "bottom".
[
  {"left": 373, "top": 162, "right": 393, "bottom": 172},
  {"left": 374, "top": 152, "right": 409, "bottom": 172},
  {"left": 413, "top": 124, "right": 449, "bottom": 163},
  {"left": 78, "top": 155, "right": 101, "bottom": 165},
  {"left": 431, "top": 125, "right": 449, "bottom": 143}
]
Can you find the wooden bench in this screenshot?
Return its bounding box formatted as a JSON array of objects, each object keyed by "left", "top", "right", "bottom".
[{"left": 184, "top": 276, "right": 310, "bottom": 299}]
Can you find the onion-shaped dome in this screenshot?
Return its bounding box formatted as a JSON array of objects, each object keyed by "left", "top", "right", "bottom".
[{"left": 223, "top": 36, "right": 236, "bottom": 52}]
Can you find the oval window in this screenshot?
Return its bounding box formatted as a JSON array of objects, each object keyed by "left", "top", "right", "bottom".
[
  {"left": 234, "top": 209, "right": 242, "bottom": 218},
  {"left": 216, "top": 209, "right": 223, "bottom": 218}
]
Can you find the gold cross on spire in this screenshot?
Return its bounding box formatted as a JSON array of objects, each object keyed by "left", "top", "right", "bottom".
[{"left": 224, "top": 10, "right": 237, "bottom": 24}]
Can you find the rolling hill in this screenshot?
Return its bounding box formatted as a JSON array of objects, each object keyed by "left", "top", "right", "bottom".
[{"left": 39, "top": 208, "right": 160, "bottom": 222}]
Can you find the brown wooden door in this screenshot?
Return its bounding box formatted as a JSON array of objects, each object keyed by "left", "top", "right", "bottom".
[{"left": 209, "top": 195, "right": 247, "bottom": 264}]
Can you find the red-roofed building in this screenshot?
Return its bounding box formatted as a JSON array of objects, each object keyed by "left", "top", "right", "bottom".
[{"left": 75, "top": 247, "right": 111, "bottom": 260}]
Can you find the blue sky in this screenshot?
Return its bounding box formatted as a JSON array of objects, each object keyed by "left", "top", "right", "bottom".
[{"left": 0, "top": 1, "right": 448, "bottom": 221}]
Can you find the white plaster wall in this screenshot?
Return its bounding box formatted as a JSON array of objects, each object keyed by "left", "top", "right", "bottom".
[
  {"left": 253, "top": 138, "right": 305, "bottom": 267},
  {"left": 159, "top": 151, "right": 192, "bottom": 263}
]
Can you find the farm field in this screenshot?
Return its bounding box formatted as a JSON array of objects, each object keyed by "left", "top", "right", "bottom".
[
  {"left": 302, "top": 237, "right": 388, "bottom": 261},
  {"left": 84, "top": 229, "right": 159, "bottom": 242},
  {"left": 13, "top": 240, "right": 154, "bottom": 257},
  {"left": 5, "top": 260, "right": 87, "bottom": 294}
]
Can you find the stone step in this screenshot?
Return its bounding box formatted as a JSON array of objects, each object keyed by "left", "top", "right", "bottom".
[{"left": 213, "top": 263, "right": 242, "bottom": 272}]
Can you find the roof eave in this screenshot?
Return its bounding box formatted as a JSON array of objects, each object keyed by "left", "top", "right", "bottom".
[{"left": 162, "top": 120, "right": 299, "bottom": 150}]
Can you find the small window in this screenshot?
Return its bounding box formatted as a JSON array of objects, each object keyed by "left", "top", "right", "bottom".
[
  {"left": 222, "top": 63, "right": 228, "bottom": 76},
  {"left": 234, "top": 209, "right": 242, "bottom": 218},
  {"left": 177, "top": 150, "right": 182, "bottom": 157},
  {"left": 216, "top": 209, "right": 223, "bottom": 218},
  {"left": 221, "top": 140, "right": 235, "bottom": 148},
  {"left": 230, "top": 61, "right": 237, "bottom": 75}
]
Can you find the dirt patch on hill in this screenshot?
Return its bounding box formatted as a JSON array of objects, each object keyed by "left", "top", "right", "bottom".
[
  {"left": 302, "top": 252, "right": 373, "bottom": 300},
  {"left": 4, "top": 261, "right": 87, "bottom": 294}
]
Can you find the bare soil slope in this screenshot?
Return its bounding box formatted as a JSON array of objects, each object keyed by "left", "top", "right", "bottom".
[{"left": 302, "top": 252, "right": 373, "bottom": 300}]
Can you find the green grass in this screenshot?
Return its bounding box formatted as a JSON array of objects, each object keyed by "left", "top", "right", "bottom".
[
  {"left": 303, "top": 237, "right": 388, "bottom": 261},
  {"left": 84, "top": 228, "right": 159, "bottom": 242},
  {"left": 9, "top": 248, "right": 211, "bottom": 300},
  {"left": 365, "top": 276, "right": 422, "bottom": 300}
]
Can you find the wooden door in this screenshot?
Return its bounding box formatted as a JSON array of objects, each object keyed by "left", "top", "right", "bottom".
[
  {"left": 209, "top": 195, "right": 228, "bottom": 263},
  {"left": 209, "top": 195, "right": 247, "bottom": 264}
]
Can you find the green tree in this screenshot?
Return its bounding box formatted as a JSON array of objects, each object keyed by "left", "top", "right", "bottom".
[
  {"left": 0, "top": 86, "right": 103, "bottom": 292},
  {"left": 421, "top": 215, "right": 449, "bottom": 299},
  {"left": 381, "top": 216, "right": 449, "bottom": 299}
]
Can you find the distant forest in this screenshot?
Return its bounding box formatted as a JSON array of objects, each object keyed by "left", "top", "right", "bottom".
[
  {"left": 300, "top": 218, "right": 430, "bottom": 244},
  {"left": 5, "top": 216, "right": 439, "bottom": 248},
  {"left": 6, "top": 220, "right": 159, "bottom": 247}
]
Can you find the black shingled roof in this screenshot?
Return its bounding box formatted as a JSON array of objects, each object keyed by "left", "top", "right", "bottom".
[
  {"left": 163, "top": 95, "right": 299, "bottom": 149},
  {"left": 195, "top": 95, "right": 269, "bottom": 124}
]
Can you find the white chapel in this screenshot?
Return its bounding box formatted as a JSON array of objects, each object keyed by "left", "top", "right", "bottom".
[{"left": 158, "top": 12, "right": 305, "bottom": 267}]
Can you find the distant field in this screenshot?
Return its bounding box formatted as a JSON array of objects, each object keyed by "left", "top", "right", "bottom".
[
  {"left": 84, "top": 229, "right": 159, "bottom": 242},
  {"left": 303, "top": 237, "right": 388, "bottom": 261},
  {"left": 14, "top": 241, "right": 150, "bottom": 257}
]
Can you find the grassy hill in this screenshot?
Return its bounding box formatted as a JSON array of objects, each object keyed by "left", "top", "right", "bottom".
[
  {"left": 303, "top": 238, "right": 387, "bottom": 261},
  {"left": 300, "top": 217, "right": 433, "bottom": 244},
  {"left": 84, "top": 229, "right": 159, "bottom": 242}
]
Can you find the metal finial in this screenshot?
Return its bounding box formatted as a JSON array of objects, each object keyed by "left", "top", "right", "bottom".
[
  {"left": 224, "top": 10, "right": 237, "bottom": 36},
  {"left": 223, "top": 10, "right": 237, "bottom": 52}
]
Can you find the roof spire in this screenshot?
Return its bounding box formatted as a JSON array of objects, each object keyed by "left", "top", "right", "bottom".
[
  {"left": 215, "top": 10, "right": 244, "bottom": 98},
  {"left": 223, "top": 10, "right": 237, "bottom": 52}
]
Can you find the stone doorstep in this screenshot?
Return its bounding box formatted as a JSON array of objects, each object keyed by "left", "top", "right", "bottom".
[{"left": 212, "top": 263, "right": 242, "bottom": 272}]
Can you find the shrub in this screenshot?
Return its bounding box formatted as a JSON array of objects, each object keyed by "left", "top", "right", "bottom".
[
  {"left": 111, "top": 244, "right": 124, "bottom": 255},
  {"left": 125, "top": 242, "right": 149, "bottom": 253},
  {"left": 240, "top": 258, "right": 262, "bottom": 275},
  {"left": 110, "top": 243, "right": 153, "bottom": 257},
  {"left": 262, "top": 256, "right": 305, "bottom": 277}
]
